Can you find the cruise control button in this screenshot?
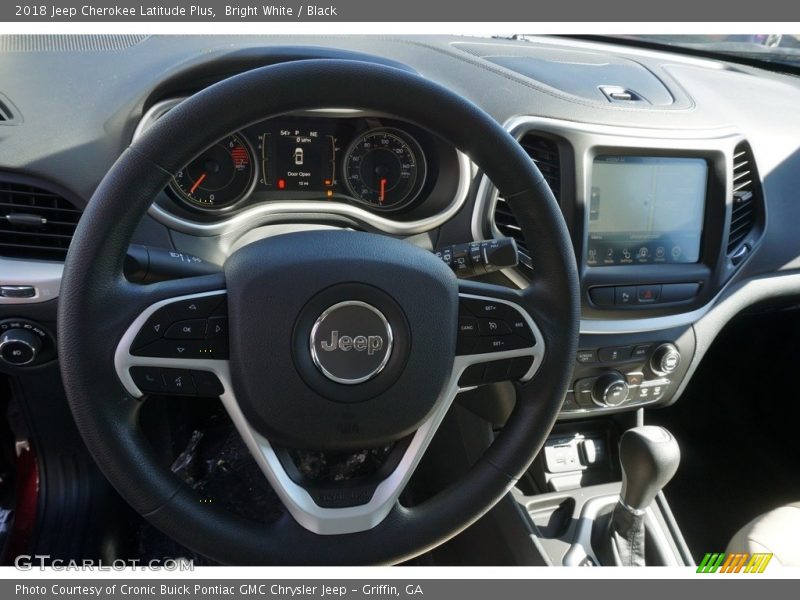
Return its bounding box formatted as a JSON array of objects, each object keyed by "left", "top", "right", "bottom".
[
  {"left": 165, "top": 319, "right": 207, "bottom": 340},
  {"left": 473, "top": 334, "right": 532, "bottom": 354},
  {"left": 460, "top": 298, "right": 508, "bottom": 318},
  {"left": 478, "top": 318, "right": 511, "bottom": 336},
  {"left": 506, "top": 314, "right": 534, "bottom": 340},
  {"left": 458, "top": 317, "right": 479, "bottom": 337},
  {"left": 130, "top": 367, "right": 165, "bottom": 393},
  {"left": 162, "top": 369, "right": 197, "bottom": 395}
]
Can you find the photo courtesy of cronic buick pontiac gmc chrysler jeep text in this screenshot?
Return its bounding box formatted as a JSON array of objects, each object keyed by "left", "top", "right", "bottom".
[{"left": 1, "top": 33, "right": 800, "bottom": 567}]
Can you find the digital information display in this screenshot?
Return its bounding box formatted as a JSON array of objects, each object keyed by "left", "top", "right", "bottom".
[
  {"left": 586, "top": 156, "right": 708, "bottom": 267},
  {"left": 270, "top": 126, "right": 336, "bottom": 192}
]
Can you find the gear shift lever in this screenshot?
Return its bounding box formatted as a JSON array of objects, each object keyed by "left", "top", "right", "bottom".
[
  {"left": 619, "top": 426, "right": 680, "bottom": 512},
  {"left": 601, "top": 426, "right": 680, "bottom": 566}
]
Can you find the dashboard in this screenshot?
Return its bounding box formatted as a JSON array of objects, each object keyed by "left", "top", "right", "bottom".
[{"left": 1, "top": 34, "right": 800, "bottom": 424}]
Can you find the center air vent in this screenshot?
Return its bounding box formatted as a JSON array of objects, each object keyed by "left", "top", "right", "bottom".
[
  {"left": 0, "top": 181, "right": 82, "bottom": 261},
  {"left": 727, "top": 142, "right": 761, "bottom": 256},
  {"left": 493, "top": 134, "right": 562, "bottom": 278}
]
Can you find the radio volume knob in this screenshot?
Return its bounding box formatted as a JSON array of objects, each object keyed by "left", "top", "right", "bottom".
[
  {"left": 651, "top": 343, "right": 681, "bottom": 375},
  {"left": 0, "top": 329, "right": 42, "bottom": 366},
  {"left": 592, "top": 372, "right": 629, "bottom": 407}
]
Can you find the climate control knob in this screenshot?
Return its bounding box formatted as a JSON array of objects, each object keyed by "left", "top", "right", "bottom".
[
  {"left": 651, "top": 343, "right": 681, "bottom": 376},
  {"left": 592, "top": 372, "right": 629, "bottom": 407},
  {"left": 0, "top": 329, "right": 42, "bottom": 366}
]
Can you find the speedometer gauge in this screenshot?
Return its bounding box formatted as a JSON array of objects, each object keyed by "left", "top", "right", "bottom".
[
  {"left": 171, "top": 134, "right": 256, "bottom": 210},
  {"left": 343, "top": 129, "right": 426, "bottom": 211}
]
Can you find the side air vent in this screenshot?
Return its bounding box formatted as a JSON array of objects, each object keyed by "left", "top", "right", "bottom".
[
  {"left": 727, "top": 142, "right": 761, "bottom": 255},
  {"left": 0, "top": 95, "right": 19, "bottom": 124},
  {"left": 0, "top": 181, "right": 82, "bottom": 261},
  {"left": 493, "top": 134, "right": 561, "bottom": 277}
]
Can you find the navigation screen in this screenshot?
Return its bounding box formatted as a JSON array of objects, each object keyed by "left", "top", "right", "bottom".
[{"left": 586, "top": 156, "right": 708, "bottom": 267}]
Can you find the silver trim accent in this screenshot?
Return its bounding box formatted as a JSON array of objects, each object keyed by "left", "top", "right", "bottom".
[
  {"left": 113, "top": 290, "right": 544, "bottom": 535},
  {"left": 133, "top": 99, "right": 473, "bottom": 237},
  {"left": 309, "top": 301, "right": 394, "bottom": 385},
  {"left": 562, "top": 494, "right": 678, "bottom": 567},
  {"left": 0, "top": 257, "right": 62, "bottom": 305},
  {"left": 471, "top": 115, "right": 745, "bottom": 334}
]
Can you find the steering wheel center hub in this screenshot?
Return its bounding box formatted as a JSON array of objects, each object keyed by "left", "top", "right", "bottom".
[
  {"left": 223, "top": 229, "right": 459, "bottom": 451},
  {"left": 310, "top": 301, "right": 394, "bottom": 385}
]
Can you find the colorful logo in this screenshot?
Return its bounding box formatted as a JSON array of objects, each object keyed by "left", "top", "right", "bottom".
[{"left": 697, "top": 552, "right": 773, "bottom": 573}]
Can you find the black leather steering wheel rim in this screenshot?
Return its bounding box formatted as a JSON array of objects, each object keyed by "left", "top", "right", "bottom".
[{"left": 58, "top": 59, "right": 580, "bottom": 565}]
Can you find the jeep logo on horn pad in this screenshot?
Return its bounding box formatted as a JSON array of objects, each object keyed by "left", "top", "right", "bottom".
[{"left": 310, "top": 301, "right": 394, "bottom": 385}]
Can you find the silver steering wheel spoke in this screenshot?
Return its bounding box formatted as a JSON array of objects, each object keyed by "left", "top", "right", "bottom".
[{"left": 114, "top": 287, "right": 544, "bottom": 536}]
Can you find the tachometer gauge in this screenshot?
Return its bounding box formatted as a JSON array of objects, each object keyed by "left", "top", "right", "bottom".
[
  {"left": 171, "top": 134, "right": 256, "bottom": 210},
  {"left": 343, "top": 129, "right": 426, "bottom": 210}
]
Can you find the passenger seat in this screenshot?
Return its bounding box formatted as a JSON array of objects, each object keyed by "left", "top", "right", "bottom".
[{"left": 727, "top": 502, "right": 800, "bottom": 566}]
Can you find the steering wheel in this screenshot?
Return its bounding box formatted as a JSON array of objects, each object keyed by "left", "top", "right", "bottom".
[{"left": 58, "top": 60, "right": 579, "bottom": 565}]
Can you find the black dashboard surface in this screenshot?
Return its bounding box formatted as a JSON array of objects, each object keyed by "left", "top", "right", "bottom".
[{"left": 1, "top": 34, "right": 799, "bottom": 281}]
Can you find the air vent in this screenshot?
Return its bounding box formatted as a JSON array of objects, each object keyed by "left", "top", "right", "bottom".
[
  {"left": 0, "top": 181, "right": 82, "bottom": 261},
  {"left": 727, "top": 142, "right": 760, "bottom": 255},
  {"left": 493, "top": 134, "right": 561, "bottom": 277},
  {"left": 0, "top": 95, "right": 18, "bottom": 124}
]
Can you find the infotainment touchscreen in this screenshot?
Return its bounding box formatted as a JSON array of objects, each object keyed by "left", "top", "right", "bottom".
[{"left": 586, "top": 156, "right": 708, "bottom": 266}]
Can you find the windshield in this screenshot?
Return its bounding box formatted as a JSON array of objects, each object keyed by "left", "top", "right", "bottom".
[{"left": 611, "top": 34, "right": 800, "bottom": 68}]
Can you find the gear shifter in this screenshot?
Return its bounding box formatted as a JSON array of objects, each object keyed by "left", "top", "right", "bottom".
[{"left": 600, "top": 426, "right": 680, "bottom": 566}]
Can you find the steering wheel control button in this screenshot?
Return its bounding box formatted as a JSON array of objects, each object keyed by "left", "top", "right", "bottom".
[
  {"left": 478, "top": 318, "right": 511, "bottom": 336},
  {"left": 509, "top": 356, "right": 534, "bottom": 379},
  {"left": 460, "top": 298, "right": 507, "bottom": 318},
  {"left": 130, "top": 366, "right": 166, "bottom": 393},
  {"left": 165, "top": 319, "right": 207, "bottom": 339},
  {"left": 206, "top": 316, "right": 228, "bottom": 339},
  {"left": 192, "top": 370, "right": 225, "bottom": 396},
  {"left": 458, "top": 317, "right": 479, "bottom": 336},
  {"left": 131, "top": 293, "right": 228, "bottom": 355},
  {"left": 456, "top": 297, "right": 534, "bottom": 355},
  {"left": 163, "top": 369, "right": 197, "bottom": 395},
  {"left": 135, "top": 339, "right": 216, "bottom": 359},
  {"left": 130, "top": 367, "right": 224, "bottom": 397},
  {"left": 309, "top": 301, "right": 393, "bottom": 385}
]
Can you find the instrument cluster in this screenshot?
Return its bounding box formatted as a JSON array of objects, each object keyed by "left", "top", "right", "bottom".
[{"left": 167, "top": 115, "right": 440, "bottom": 216}]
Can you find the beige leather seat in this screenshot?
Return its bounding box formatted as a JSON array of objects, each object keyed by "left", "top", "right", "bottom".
[{"left": 727, "top": 502, "right": 800, "bottom": 566}]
